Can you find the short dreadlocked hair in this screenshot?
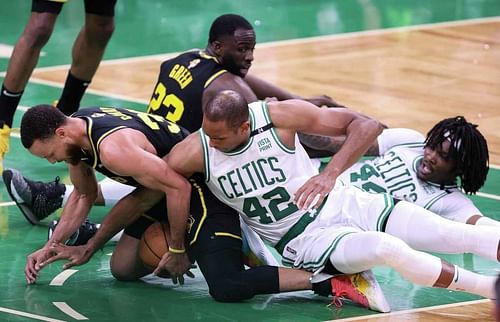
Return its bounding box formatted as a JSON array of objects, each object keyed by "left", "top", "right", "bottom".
[{"left": 425, "top": 116, "right": 489, "bottom": 194}]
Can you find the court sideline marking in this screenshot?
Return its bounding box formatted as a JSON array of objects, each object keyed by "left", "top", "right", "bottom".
[
  {"left": 52, "top": 302, "right": 88, "bottom": 321},
  {"left": 2, "top": 16, "right": 499, "bottom": 105},
  {"left": 0, "top": 306, "right": 66, "bottom": 322},
  {"left": 326, "top": 298, "right": 492, "bottom": 321}
]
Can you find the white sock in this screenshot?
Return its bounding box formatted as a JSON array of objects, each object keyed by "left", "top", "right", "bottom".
[
  {"left": 99, "top": 178, "right": 135, "bottom": 206},
  {"left": 62, "top": 185, "right": 74, "bottom": 207},
  {"left": 449, "top": 265, "right": 496, "bottom": 299}
]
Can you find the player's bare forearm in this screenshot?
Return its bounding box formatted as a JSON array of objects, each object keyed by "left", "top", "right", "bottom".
[
  {"left": 49, "top": 190, "right": 94, "bottom": 245},
  {"left": 165, "top": 182, "right": 191, "bottom": 250},
  {"left": 87, "top": 191, "right": 153, "bottom": 253},
  {"left": 299, "top": 133, "right": 380, "bottom": 158},
  {"left": 323, "top": 117, "right": 383, "bottom": 179}
]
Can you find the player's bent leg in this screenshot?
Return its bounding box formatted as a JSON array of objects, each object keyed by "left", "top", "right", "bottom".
[
  {"left": 330, "top": 231, "right": 496, "bottom": 299},
  {"left": 70, "top": 14, "right": 115, "bottom": 80},
  {"left": 110, "top": 233, "right": 151, "bottom": 281},
  {"left": 385, "top": 201, "right": 500, "bottom": 261},
  {"left": 191, "top": 232, "right": 280, "bottom": 302}
]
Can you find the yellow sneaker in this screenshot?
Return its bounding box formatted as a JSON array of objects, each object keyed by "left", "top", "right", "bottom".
[{"left": 0, "top": 124, "right": 11, "bottom": 173}]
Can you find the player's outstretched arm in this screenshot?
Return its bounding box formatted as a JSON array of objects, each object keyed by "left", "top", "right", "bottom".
[{"left": 244, "top": 74, "right": 342, "bottom": 107}]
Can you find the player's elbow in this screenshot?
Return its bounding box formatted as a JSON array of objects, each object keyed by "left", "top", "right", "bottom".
[{"left": 359, "top": 117, "right": 384, "bottom": 139}]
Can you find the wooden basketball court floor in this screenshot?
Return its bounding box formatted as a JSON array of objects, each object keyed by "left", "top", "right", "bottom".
[{"left": 1, "top": 1, "right": 499, "bottom": 321}]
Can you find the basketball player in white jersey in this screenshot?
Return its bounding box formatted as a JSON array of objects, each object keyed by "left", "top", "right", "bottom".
[
  {"left": 333, "top": 118, "right": 495, "bottom": 226},
  {"left": 162, "top": 90, "right": 499, "bottom": 301}
]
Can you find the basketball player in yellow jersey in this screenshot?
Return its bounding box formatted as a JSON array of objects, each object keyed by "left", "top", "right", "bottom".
[{"left": 164, "top": 90, "right": 499, "bottom": 301}]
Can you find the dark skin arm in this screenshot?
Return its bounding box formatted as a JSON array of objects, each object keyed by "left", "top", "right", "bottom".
[
  {"left": 268, "top": 99, "right": 384, "bottom": 209},
  {"left": 25, "top": 162, "right": 98, "bottom": 284},
  {"left": 244, "top": 74, "right": 343, "bottom": 107},
  {"left": 47, "top": 188, "right": 164, "bottom": 270},
  {"left": 296, "top": 134, "right": 381, "bottom": 157},
  {"left": 40, "top": 129, "right": 192, "bottom": 282}
]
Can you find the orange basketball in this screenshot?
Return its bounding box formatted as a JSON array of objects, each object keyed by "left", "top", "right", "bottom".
[{"left": 139, "top": 221, "right": 170, "bottom": 270}]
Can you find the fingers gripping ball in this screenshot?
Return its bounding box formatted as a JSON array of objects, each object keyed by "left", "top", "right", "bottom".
[{"left": 139, "top": 221, "right": 170, "bottom": 270}]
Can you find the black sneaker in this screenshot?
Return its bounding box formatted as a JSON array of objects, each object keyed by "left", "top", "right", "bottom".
[
  {"left": 2, "top": 168, "right": 66, "bottom": 225},
  {"left": 48, "top": 219, "right": 100, "bottom": 246}
]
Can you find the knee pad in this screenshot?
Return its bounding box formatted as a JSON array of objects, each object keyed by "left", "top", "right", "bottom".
[
  {"left": 208, "top": 278, "right": 249, "bottom": 302},
  {"left": 375, "top": 233, "right": 413, "bottom": 267}
]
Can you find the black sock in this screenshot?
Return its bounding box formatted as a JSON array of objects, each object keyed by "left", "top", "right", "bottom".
[
  {"left": 57, "top": 72, "right": 90, "bottom": 115},
  {"left": 312, "top": 279, "right": 333, "bottom": 297},
  {"left": 0, "top": 84, "right": 23, "bottom": 128}
]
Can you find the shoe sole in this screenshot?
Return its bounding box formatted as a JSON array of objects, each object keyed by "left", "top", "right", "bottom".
[
  {"left": 2, "top": 169, "right": 40, "bottom": 225},
  {"left": 360, "top": 270, "right": 391, "bottom": 313}
]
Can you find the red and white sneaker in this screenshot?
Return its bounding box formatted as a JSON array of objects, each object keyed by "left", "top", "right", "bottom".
[{"left": 330, "top": 270, "right": 391, "bottom": 313}]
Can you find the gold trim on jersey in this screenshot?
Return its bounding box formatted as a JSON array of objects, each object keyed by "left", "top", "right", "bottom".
[
  {"left": 93, "top": 126, "right": 126, "bottom": 168},
  {"left": 189, "top": 179, "right": 207, "bottom": 245},
  {"left": 204, "top": 70, "right": 227, "bottom": 88},
  {"left": 214, "top": 232, "right": 242, "bottom": 240},
  {"left": 198, "top": 50, "right": 220, "bottom": 63}
]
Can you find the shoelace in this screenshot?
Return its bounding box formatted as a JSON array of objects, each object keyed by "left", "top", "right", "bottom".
[{"left": 328, "top": 296, "right": 344, "bottom": 309}]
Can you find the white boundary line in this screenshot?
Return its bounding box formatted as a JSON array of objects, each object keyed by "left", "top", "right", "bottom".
[
  {"left": 0, "top": 306, "right": 66, "bottom": 322},
  {"left": 52, "top": 302, "right": 88, "bottom": 320},
  {"left": 476, "top": 191, "right": 500, "bottom": 201},
  {"left": 49, "top": 269, "right": 78, "bottom": 286},
  {"left": 325, "top": 299, "right": 492, "bottom": 322},
  {"left": 4, "top": 17, "right": 499, "bottom": 104},
  {"left": 4, "top": 15, "right": 498, "bottom": 76}
]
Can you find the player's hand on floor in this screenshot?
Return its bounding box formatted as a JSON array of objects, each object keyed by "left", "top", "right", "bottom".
[
  {"left": 25, "top": 247, "right": 58, "bottom": 284},
  {"left": 41, "top": 243, "right": 94, "bottom": 270},
  {"left": 154, "top": 252, "right": 193, "bottom": 285}
]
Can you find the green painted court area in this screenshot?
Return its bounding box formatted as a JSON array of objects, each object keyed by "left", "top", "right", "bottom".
[{"left": 1, "top": 1, "right": 499, "bottom": 321}]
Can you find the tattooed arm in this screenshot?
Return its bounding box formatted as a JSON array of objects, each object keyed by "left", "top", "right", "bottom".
[{"left": 299, "top": 133, "right": 380, "bottom": 158}]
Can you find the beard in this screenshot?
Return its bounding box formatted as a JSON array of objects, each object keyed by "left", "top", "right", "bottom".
[
  {"left": 220, "top": 53, "right": 246, "bottom": 77},
  {"left": 66, "top": 144, "right": 86, "bottom": 165}
]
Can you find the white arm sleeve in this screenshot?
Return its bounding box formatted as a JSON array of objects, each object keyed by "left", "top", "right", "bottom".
[
  {"left": 377, "top": 128, "right": 425, "bottom": 155},
  {"left": 428, "top": 191, "right": 482, "bottom": 223}
]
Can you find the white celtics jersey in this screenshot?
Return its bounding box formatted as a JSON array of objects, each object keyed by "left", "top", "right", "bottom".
[
  {"left": 200, "top": 101, "right": 319, "bottom": 246},
  {"left": 337, "top": 128, "right": 480, "bottom": 222}
]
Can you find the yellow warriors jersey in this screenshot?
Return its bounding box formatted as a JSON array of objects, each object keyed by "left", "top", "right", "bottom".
[
  {"left": 200, "top": 101, "right": 319, "bottom": 246},
  {"left": 73, "top": 107, "right": 189, "bottom": 186},
  {"left": 147, "top": 50, "right": 227, "bottom": 133}
]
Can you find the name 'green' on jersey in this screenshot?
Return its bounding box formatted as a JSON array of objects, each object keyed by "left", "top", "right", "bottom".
[
  {"left": 200, "top": 101, "right": 318, "bottom": 246},
  {"left": 146, "top": 50, "right": 226, "bottom": 133}
]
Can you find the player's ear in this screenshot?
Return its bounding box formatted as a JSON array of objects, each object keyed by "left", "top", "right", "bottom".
[
  {"left": 241, "top": 120, "right": 250, "bottom": 132},
  {"left": 55, "top": 126, "right": 66, "bottom": 138},
  {"left": 213, "top": 40, "right": 223, "bottom": 55}
]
